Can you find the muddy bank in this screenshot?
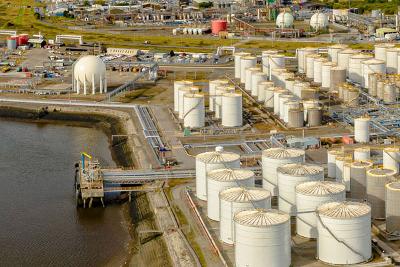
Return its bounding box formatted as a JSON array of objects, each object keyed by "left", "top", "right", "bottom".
[{"left": 0, "top": 105, "right": 171, "bottom": 267}]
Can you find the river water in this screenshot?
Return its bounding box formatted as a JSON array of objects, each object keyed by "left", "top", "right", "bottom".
[{"left": 0, "top": 119, "right": 131, "bottom": 266}]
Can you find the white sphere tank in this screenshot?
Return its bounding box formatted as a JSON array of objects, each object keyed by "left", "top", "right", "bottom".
[
  {"left": 209, "top": 79, "right": 229, "bottom": 112},
  {"left": 240, "top": 56, "right": 257, "bottom": 83},
  {"left": 350, "top": 160, "right": 373, "bottom": 200},
  {"left": 337, "top": 49, "right": 357, "bottom": 76},
  {"left": 349, "top": 53, "right": 373, "bottom": 84},
  {"left": 219, "top": 187, "right": 271, "bottom": 244},
  {"left": 353, "top": 146, "right": 370, "bottom": 161},
  {"left": 206, "top": 168, "right": 255, "bottom": 221},
  {"left": 195, "top": 148, "right": 241, "bottom": 201},
  {"left": 306, "top": 54, "right": 320, "bottom": 79},
  {"left": 221, "top": 92, "right": 243, "bottom": 127},
  {"left": 327, "top": 44, "right": 348, "bottom": 63},
  {"left": 234, "top": 52, "right": 250, "bottom": 79},
  {"left": 277, "top": 163, "right": 324, "bottom": 215},
  {"left": 245, "top": 67, "right": 260, "bottom": 91},
  {"left": 261, "top": 50, "right": 279, "bottom": 74},
  {"left": 74, "top": 55, "right": 106, "bottom": 93},
  {"left": 383, "top": 147, "right": 400, "bottom": 174},
  {"left": 321, "top": 62, "right": 336, "bottom": 89},
  {"left": 297, "top": 47, "right": 318, "bottom": 73},
  {"left": 268, "top": 54, "right": 285, "bottom": 80},
  {"left": 296, "top": 181, "right": 346, "bottom": 238},
  {"left": 276, "top": 12, "right": 294, "bottom": 28},
  {"left": 313, "top": 57, "right": 328, "bottom": 84},
  {"left": 310, "top": 12, "right": 329, "bottom": 30},
  {"left": 178, "top": 86, "right": 200, "bottom": 119},
  {"left": 215, "top": 85, "right": 235, "bottom": 119},
  {"left": 385, "top": 181, "right": 400, "bottom": 233},
  {"left": 262, "top": 148, "right": 305, "bottom": 196},
  {"left": 361, "top": 59, "right": 385, "bottom": 88},
  {"left": 251, "top": 72, "right": 268, "bottom": 97},
  {"left": 374, "top": 43, "right": 395, "bottom": 62},
  {"left": 386, "top": 47, "right": 400, "bottom": 74},
  {"left": 317, "top": 201, "right": 371, "bottom": 265},
  {"left": 327, "top": 149, "right": 344, "bottom": 178},
  {"left": 354, "top": 117, "right": 370, "bottom": 143},
  {"left": 183, "top": 93, "right": 205, "bottom": 128},
  {"left": 234, "top": 209, "right": 291, "bottom": 267},
  {"left": 174, "top": 80, "right": 193, "bottom": 112},
  {"left": 258, "top": 81, "right": 274, "bottom": 102}
]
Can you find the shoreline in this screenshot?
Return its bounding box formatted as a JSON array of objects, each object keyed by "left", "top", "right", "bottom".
[{"left": 0, "top": 104, "right": 172, "bottom": 267}]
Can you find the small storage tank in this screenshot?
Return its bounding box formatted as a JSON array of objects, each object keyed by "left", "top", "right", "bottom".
[
  {"left": 178, "top": 86, "right": 199, "bottom": 119},
  {"left": 306, "top": 54, "right": 320, "bottom": 79},
  {"left": 245, "top": 67, "right": 261, "bottom": 91},
  {"left": 215, "top": 85, "right": 235, "bottom": 119},
  {"left": 251, "top": 72, "right": 268, "bottom": 97},
  {"left": 270, "top": 68, "right": 286, "bottom": 86},
  {"left": 310, "top": 12, "right": 329, "bottom": 30},
  {"left": 296, "top": 181, "right": 346, "bottom": 238},
  {"left": 265, "top": 86, "right": 277, "bottom": 108},
  {"left": 350, "top": 160, "right": 373, "bottom": 200},
  {"left": 354, "top": 117, "right": 370, "bottom": 143},
  {"left": 273, "top": 89, "right": 288, "bottom": 115},
  {"left": 330, "top": 67, "right": 346, "bottom": 91},
  {"left": 313, "top": 58, "right": 328, "bottom": 84},
  {"left": 293, "top": 82, "right": 309, "bottom": 98},
  {"left": 328, "top": 44, "right": 348, "bottom": 63},
  {"left": 262, "top": 148, "right": 305, "bottom": 196},
  {"left": 385, "top": 181, "right": 400, "bottom": 233},
  {"left": 337, "top": 49, "right": 357, "bottom": 76},
  {"left": 277, "top": 163, "right": 324, "bottom": 215},
  {"left": 207, "top": 168, "right": 255, "bottom": 221},
  {"left": 268, "top": 54, "right": 285, "bottom": 80},
  {"left": 335, "top": 155, "right": 352, "bottom": 183},
  {"left": 349, "top": 53, "right": 373, "bottom": 84},
  {"left": 183, "top": 93, "right": 205, "bottom": 128},
  {"left": 221, "top": 92, "right": 243, "bottom": 127},
  {"left": 374, "top": 43, "right": 395, "bottom": 62},
  {"left": 195, "top": 147, "right": 241, "bottom": 201},
  {"left": 283, "top": 100, "right": 300, "bottom": 123},
  {"left": 354, "top": 146, "right": 370, "bottom": 161},
  {"left": 211, "top": 19, "right": 227, "bottom": 35},
  {"left": 261, "top": 50, "right": 279, "bottom": 74},
  {"left": 366, "top": 168, "right": 396, "bottom": 218},
  {"left": 317, "top": 201, "right": 372, "bottom": 265},
  {"left": 321, "top": 62, "right": 336, "bottom": 89},
  {"left": 209, "top": 79, "right": 229, "bottom": 112},
  {"left": 297, "top": 47, "right": 318, "bottom": 73},
  {"left": 219, "top": 187, "right": 271, "bottom": 244},
  {"left": 383, "top": 83, "right": 397, "bottom": 104},
  {"left": 376, "top": 80, "right": 385, "bottom": 99},
  {"left": 300, "top": 88, "right": 318, "bottom": 100},
  {"left": 276, "top": 11, "right": 294, "bottom": 28},
  {"left": 288, "top": 109, "right": 304, "bottom": 128},
  {"left": 327, "top": 149, "right": 344, "bottom": 178},
  {"left": 346, "top": 88, "right": 360, "bottom": 106},
  {"left": 383, "top": 147, "right": 400, "bottom": 174},
  {"left": 306, "top": 107, "right": 322, "bottom": 127},
  {"left": 284, "top": 78, "right": 295, "bottom": 92},
  {"left": 361, "top": 59, "right": 385, "bottom": 88},
  {"left": 302, "top": 99, "right": 320, "bottom": 121},
  {"left": 386, "top": 47, "right": 400, "bottom": 74},
  {"left": 174, "top": 80, "right": 193, "bottom": 112},
  {"left": 240, "top": 56, "right": 257, "bottom": 83},
  {"left": 7, "top": 37, "right": 17, "bottom": 50},
  {"left": 234, "top": 209, "right": 291, "bottom": 267},
  {"left": 234, "top": 52, "right": 251, "bottom": 79},
  {"left": 279, "top": 94, "right": 295, "bottom": 119},
  {"left": 258, "top": 81, "right": 274, "bottom": 102}
]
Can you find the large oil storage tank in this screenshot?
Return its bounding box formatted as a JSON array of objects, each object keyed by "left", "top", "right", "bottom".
[
  {"left": 310, "top": 12, "right": 329, "bottom": 30},
  {"left": 234, "top": 209, "right": 291, "bottom": 267},
  {"left": 374, "top": 43, "right": 395, "bottom": 62},
  {"left": 219, "top": 187, "right": 271, "bottom": 244},
  {"left": 279, "top": 94, "right": 295, "bottom": 119},
  {"left": 268, "top": 54, "right": 285, "bottom": 80},
  {"left": 251, "top": 72, "right": 268, "bottom": 97},
  {"left": 296, "top": 181, "right": 346, "bottom": 238},
  {"left": 354, "top": 117, "right": 370, "bottom": 143},
  {"left": 273, "top": 88, "right": 288, "bottom": 115},
  {"left": 183, "top": 93, "right": 205, "bottom": 128},
  {"left": 386, "top": 47, "right": 400, "bottom": 74},
  {"left": 330, "top": 67, "right": 346, "bottom": 91},
  {"left": 211, "top": 19, "right": 227, "bottom": 35},
  {"left": 354, "top": 146, "right": 370, "bottom": 161},
  {"left": 245, "top": 67, "right": 261, "bottom": 91},
  {"left": 209, "top": 79, "right": 229, "bottom": 112},
  {"left": 313, "top": 57, "right": 328, "bottom": 84},
  {"left": 337, "top": 49, "right": 357, "bottom": 75},
  {"left": 288, "top": 108, "right": 304, "bottom": 128},
  {"left": 265, "top": 86, "right": 278, "bottom": 108},
  {"left": 366, "top": 168, "right": 396, "bottom": 219},
  {"left": 327, "top": 44, "right": 348, "bottom": 63},
  {"left": 207, "top": 168, "right": 255, "bottom": 221},
  {"left": 351, "top": 161, "right": 373, "bottom": 200},
  {"left": 240, "top": 56, "right": 257, "bottom": 83},
  {"left": 262, "top": 148, "right": 305, "bottom": 196},
  {"left": 297, "top": 47, "right": 318, "bottom": 73},
  {"left": 277, "top": 163, "right": 324, "bottom": 215},
  {"left": 383, "top": 147, "right": 400, "bottom": 174},
  {"left": 361, "top": 59, "right": 385, "bottom": 88},
  {"left": 221, "top": 92, "right": 243, "bottom": 127},
  {"left": 335, "top": 155, "right": 352, "bottom": 184},
  {"left": 215, "top": 85, "right": 235, "bottom": 119},
  {"left": 306, "top": 54, "right": 320, "bottom": 79},
  {"left": 306, "top": 107, "right": 322, "bottom": 127},
  {"left": 174, "top": 80, "right": 194, "bottom": 112},
  {"left": 178, "top": 86, "right": 200, "bottom": 119},
  {"left": 349, "top": 53, "right": 373, "bottom": 84},
  {"left": 261, "top": 50, "right": 279, "bottom": 74},
  {"left": 385, "top": 181, "right": 400, "bottom": 233},
  {"left": 317, "top": 201, "right": 371, "bottom": 265},
  {"left": 276, "top": 11, "right": 294, "bottom": 28},
  {"left": 383, "top": 83, "right": 397, "bottom": 104},
  {"left": 195, "top": 147, "right": 241, "bottom": 201},
  {"left": 258, "top": 81, "right": 274, "bottom": 102},
  {"left": 321, "top": 62, "right": 336, "bottom": 89},
  {"left": 327, "top": 149, "right": 344, "bottom": 178},
  {"left": 234, "top": 52, "right": 251, "bottom": 79}
]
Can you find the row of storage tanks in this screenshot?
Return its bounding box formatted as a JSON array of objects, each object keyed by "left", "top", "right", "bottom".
[
  {"left": 234, "top": 51, "right": 323, "bottom": 128},
  {"left": 173, "top": 80, "right": 243, "bottom": 128},
  {"left": 192, "top": 145, "right": 400, "bottom": 266}
]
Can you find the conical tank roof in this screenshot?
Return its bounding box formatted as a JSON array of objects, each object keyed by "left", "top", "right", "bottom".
[
  {"left": 317, "top": 201, "right": 370, "bottom": 219},
  {"left": 234, "top": 209, "right": 290, "bottom": 227},
  {"left": 296, "top": 181, "right": 346, "bottom": 196},
  {"left": 219, "top": 187, "right": 271, "bottom": 203}
]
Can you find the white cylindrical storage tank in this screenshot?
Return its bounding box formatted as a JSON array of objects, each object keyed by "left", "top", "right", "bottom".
[
  {"left": 385, "top": 181, "right": 400, "bottom": 233},
  {"left": 271, "top": 68, "right": 287, "bottom": 86},
  {"left": 277, "top": 163, "right": 324, "bottom": 215},
  {"left": 354, "top": 146, "right": 370, "bottom": 161},
  {"left": 313, "top": 57, "right": 328, "bottom": 84},
  {"left": 262, "top": 148, "right": 305, "bottom": 196},
  {"left": 343, "top": 162, "right": 352, "bottom": 191},
  {"left": 368, "top": 73, "right": 379, "bottom": 96},
  {"left": 377, "top": 80, "right": 385, "bottom": 99},
  {"left": 283, "top": 100, "right": 300, "bottom": 123},
  {"left": 335, "top": 155, "right": 352, "bottom": 184},
  {"left": 293, "top": 82, "right": 309, "bottom": 98},
  {"left": 174, "top": 80, "right": 193, "bottom": 112},
  {"left": 215, "top": 85, "right": 235, "bottom": 119},
  {"left": 366, "top": 168, "right": 396, "bottom": 219},
  {"left": 279, "top": 94, "right": 295, "bottom": 119},
  {"left": 245, "top": 67, "right": 260, "bottom": 91},
  {"left": 195, "top": 148, "right": 241, "bottom": 201},
  {"left": 284, "top": 78, "right": 295, "bottom": 92},
  {"left": 261, "top": 50, "right": 278, "bottom": 74},
  {"left": 258, "top": 81, "right": 274, "bottom": 102},
  {"left": 361, "top": 59, "right": 385, "bottom": 88},
  {"left": 349, "top": 53, "right": 373, "bottom": 84},
  {"left": 178, "top": 86, "right": 199, "bottom": 119},
  {"left": 183, "top": 93, "right": 205, "bottom": 128},
  {"left": 354, "top": 117, "right": 370, "bottom": 143},
  {"left": 330, "top": 67, "right": 346, "bottom": 91},
  {"left": 265, "top": 86, "right": 277, "bottom": 108},
  {"left": 306, "top": 54, "right": 320, "bottom": 79},
  {"left": 375, "top": 43, "right": 395, "bottom": 62},
  {"left": 302, "top": 99, "right": 320, "bottom": 121},
  {"left": 251, "top": 72, "right": 268, "bottom": 97},
  {"left": 288, "top": 109, "right": 304, "bottom": 128},
  {"left": 276, "top": 11, "right": 294, "bottom": 28},
  {"left": 327, "top": 149, "right": 344, "bottom": 179},
  {"left": 207, "top": 168, "right": 255, "bottom": 221},
  {"left": 317, "top": 201, "right": 372, "bottom": 265},
  {"left": 221, "top": 92, "right": 242, "bottom": 127},
  {"left": 240, "top": 56, "right": 256, "bottom": 83},
  {"left": 219, "top": 187, "right": 271, "bottom": 244},
  {"left": 337, "top": 49, "right": 357, "bottom": 73},
  {"left": 383, "top": 82, "right": 397, "bottom": 104},
  {"left": 386, "top": 47, "right": 400, "bottom": 74},
  {"left": 321, "top": 62, "right": 336, "bottom": 89},
  {"left": 273, "top": 88, "right": 288, "bottom": 115},
  {"left": 268, "top": 54, "right": 285, "bottom": 80},
  {"left": 234, "top": 209, "right": 291, "bottom": 267},
  {"left": 350, "top": 160, "right": 373, "bottom": 200},
  {"left": 296, "top": 181, "right": 346, "bottom": 238},
  {"left": 234, "top": 52, "right": 251, "bottom": 79},
  {"left": 297, "top": 47, "right": 318, "bottom": 73},
  {"left": 328, "top": 44, "right": 348, "bottom": 63},
  {"left": 209, "top": 79, "right": 229, "bottom": 112},
  {"left": 383, "top": 147, "right": 400, "bottom": 174}
]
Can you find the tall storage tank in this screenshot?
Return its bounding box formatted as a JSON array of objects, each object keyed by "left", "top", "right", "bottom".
[
  {"left": 215, "top": 85, "right": 235, "bottom": 119},
  {"left": 234, "top": 52, "right": 251, "bottom": 79},
  {"left": 268, "top": 54, "right": 285, "bottom": 80},
  {"left": 386, "top": 47, "right": 400, "bottom": 74},
  {"left": 313, "top": 57, "right": 328, "bottom": 84},
  {"left": 354, "top": 117, "right": 370, "bottom": 143},
  {"left": 221, "top": 92, "right": 242, "bottom": 127},
  {"left": 219, "top": 187, "right": 271, "bottom": 244},
  {"left": 211, "top": 19, "right": 227, "bottom": 35},
  {"left": 251, "top": 72, "right": 268, "bottom": 97},
  {"left": 374, "top": 43, "right": 395, "bottom": 62},
  {"left": 178, "top": 86, "right": 199, "bottom": 119},
  {"left": 245, "top": 67, "right": 260, "bottom": 91},
  {"left": 317, "top": 201, "right": 371, "bottom": 265},
  {"left": 240, "top": 56, "right": 256, "bottom": 83},
  {"left": 288, "top": 109, "right": 304, "bottom": 128},
  {"left": 335, "top": 155, "right": 352, "bottom": 183},
  {"left": 258, "top": 81, "right": 274, "bottom": 102},
  {"left": 174, "top": 80, "right": 193, "bottom": 112},
  {"left": 306, "top": 54, "right": 320, "bottom": 79},
  {"left": 361, "top": 59, "right": 385, "bottom": 88},
  {"left": 328, "top": 44, "right": 348, "bottom": 63},
  {"left": 327, "top": 149, "right": 344, "bottom": 178},
  {"left": 209, "top": 79, "right": 229, "bottom": 112},
  {"left": 283, "top": 100, "right": 300, "bottom": 123},
  {"left": 350, "top": 161, "right": 373, "bottom": 200},
  {"left": 277, "top": 163, "right": 324, "bottom": 215},
  {"left": 383, "top": 83, "right": 397, "bottom": 104},
  {"left": 273, "top": 88, "right": 288, "bottom": 115},
  {"left": 262, "top": 148, "right": 305, "bottom": 196},
  {"left": 296, "top": 181, "right": 346, "bottom": 238},
  {"left": 183, "top": 93, "right": 205, "bottom": 128},
  {"left": 385, "top": 181, "right": 400, "bottom": 233},
  {"left": 207, "top": 168, "right": 255, "bottom": 221},
  {"left": 234, "top": 209, "right": 291, "bottom": 267},
  {"left": 195, "top": 147, "right": 241, "bottom": 201},
  {"left": 349, "top": 53, "right": 373, "bottom": 84},
  {"left": 383, "top": 147, "right": 400, "bottom": 174},
  {"left": 330, "top": 67, "right": 346, "bottom": 91},
  {"left": 297, "top": 47, "right": 318, "bottom": 73},
  {"left": 261, "top": 50, "right": 278, "bottom": 74},
  {"left": 265, "top": 86, "right": 277, "bottom": 108},
  {"left": 354, "top": 146, "right": 370, "bottom": 161},
  {"left": 366, "top": 168, "right": 396, "bottom": 219},
  {"left": 321, "top": 62, "right": 336, "bottom": 89},
  {"left": 337, "top": 49, "right": 357, "bottom": 76},
  {"left": 279, "top": 94, "right": 295, "bottom": 119},
  {"left": 306, "top": 107, "right": 322, "bottom": 127}
]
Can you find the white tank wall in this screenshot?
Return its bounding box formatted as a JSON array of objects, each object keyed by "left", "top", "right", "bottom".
[
  {"left": 367, "top": 168, "right": 396, "bottom": 218},
  {"left": 265, "top": 87, "right": 276, "bottom": 108},
  {"left": 251, "top": 72, "right": 268, "bottom": 97},
  {"left": 349, "top": 54, "right": 373, "bottom": 84},
  {"left": 337, "top": 49, "right": 356, "bottom": 76},
  {"left": 268, "top": 55, "right": 285, "bottom": 80},
  {"left": 221, "top": 93, "right": 243, "bottom": 127},
  {"left": 386, "top": 48, "right": 400, "bottom": 74},
  {"left": 354, "top": 117, "right": 370, "bottom": 143},
  {"left": 306, "top": 55, "right": 319, "bottom": 79},
  {"left": 178, "top": 87, "right": 199, "bottom": 119},
  {"left": 262, "top": 50, "right": 278, "bottom": 74},
  {"left": 258, "top": 81, "right": 274, "bottom": 102},
  {"left": 273, "top": 89, "right": 287, "bottom": 115},
  {"left": 279, "top": 94, "right": 294, "bottom": 120},
  {"left": 375, "top": 43, "right": 394, "bottom": 62},
  {"left": 321, "top": 62, "right": 335, "bottom": 89},
  {"left": 354, "top": 147, "right": 370, "bottom": 161},
  {"left": 174, "top": 80, "right": 193, "bottom": 112},
  {"left": 234, "top": 52, "right": 250, "bottom": 79},
  {"left": 383, "top": 147, "right": 400, "bottom": 174},
  {"left": 298, "top": 48, "right": 318, "bottom": 73},
  {"left": 350, "top": 161, "right": 373, "bottom": 200},
  {"left": 245, "top": 67, "right": 259, "bottom": 91},
  {"left": 386, "top": 182, "right": 400, "bottom": 233},
  {"left": 283, "top": 101, "right": 300, "bottom": 123},
  {"left": 240, "top": 57, "right": 256, "bottom": 83},
  {"left": 183, "top": 94, "right": 205, "bottom": 128},
  {"left": 313, "top": 58, "right": 327, "bottom": 83},
  {"left": 361, "top": 60, "right": 385, "bottom": 88},
  {"left": 327, "top": 150, "right": 343, "bottom": 178},
  {"left": 209, "top": 80, "right": 229, "bottom": 112},
  {"left": 215, "top": 86, "right": 235, "bottom": 119}
]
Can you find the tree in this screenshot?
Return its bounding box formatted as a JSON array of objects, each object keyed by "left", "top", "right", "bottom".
[{"left": 198, "top": 2, "right": 213, "bottom": 9}]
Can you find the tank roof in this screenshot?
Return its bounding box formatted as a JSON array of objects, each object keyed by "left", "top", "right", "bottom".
[
  {"left": 296, "top": 181, "right": 346, "bottom": 196},
  {"left": 234, "top": 209, "right": 290, "bottom": 227},
  {"left": 219, "top": 187, "right": 271, "bottom": 202},
  {"left": 317, "top": 201, "right": 370, "bottom": 219},
  {"left": 207, "top": 168, "right": 254, "bottom": 182}
]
